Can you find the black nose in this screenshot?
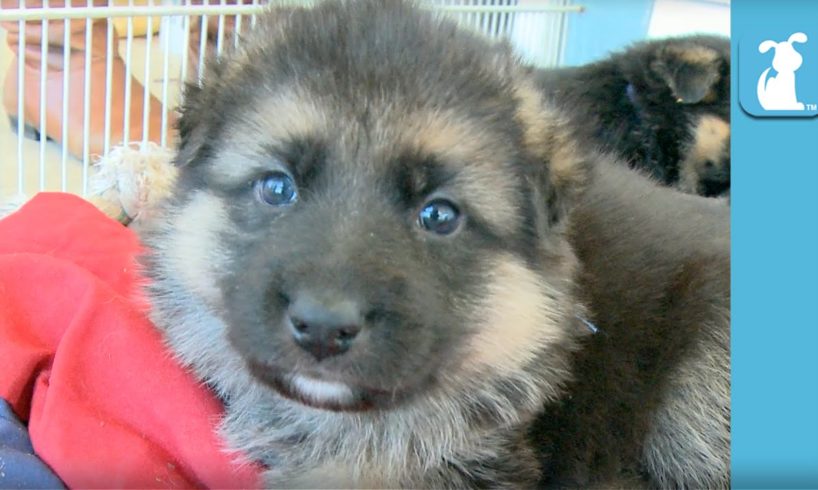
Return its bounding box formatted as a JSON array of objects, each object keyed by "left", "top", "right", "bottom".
[
  {"left": 700, "top": 159, "right": 731, "bottom": 197},
  {"left": 288, "top": 293, "right": 362, "bottom": 361}
]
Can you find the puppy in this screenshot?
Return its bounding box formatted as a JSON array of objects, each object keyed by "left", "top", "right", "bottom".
[
  {"left": 536, "top": 35, "right": 731, "bottom": 198},
  {"left": 143, "top": 1, "right": 730, "bottom": 487}
]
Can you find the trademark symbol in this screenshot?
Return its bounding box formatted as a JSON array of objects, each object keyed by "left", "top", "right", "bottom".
[{"left": 807, "top": 103, "right": 818, "bottom": 111}]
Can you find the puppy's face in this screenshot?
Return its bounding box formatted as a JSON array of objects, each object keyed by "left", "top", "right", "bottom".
[
  {"left": 149, "top": 1, "right": 582, "bottom": 412},
  {"left": 678, "top": 114, "right": 730, "bottom": 197}
]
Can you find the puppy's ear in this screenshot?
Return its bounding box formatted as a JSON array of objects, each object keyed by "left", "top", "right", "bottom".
[
  {"left": 651, "top": 43, "right": 724, "bottom": 104},
  {"left": 173, "top": 6, "right": 300, "bottom": 169},
  {"left": 176, "top": 82, "right": 200, "bottom": 142},
  {"left": 513, "top": 76, "right": 591, "bottom": 229},
  {"left": 174, "top": 81, "right": 214, "bottom": 169}
]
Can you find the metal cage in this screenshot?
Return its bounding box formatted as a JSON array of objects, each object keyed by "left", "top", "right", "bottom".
[{"left": 0, "top": 0, "right": 582, "bottom": 199}]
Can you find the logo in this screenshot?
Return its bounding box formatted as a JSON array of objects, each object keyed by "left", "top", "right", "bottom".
[
  {"left": 757, "top": 33, "right": 807, "bottom": 110},
  {"left": 740, "top": 30, "right": 818, "bottom": 117}
]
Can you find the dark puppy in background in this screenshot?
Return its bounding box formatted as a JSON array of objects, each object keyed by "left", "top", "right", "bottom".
[
  {"left": 536, "top": 35, "right": 731, "bottom": 198},
  {"left": 143, "top": 1, "right": 730, "bottom": 488}
]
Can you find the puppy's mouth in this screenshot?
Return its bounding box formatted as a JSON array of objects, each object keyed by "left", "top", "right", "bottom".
[{"left": 248, "top": 361, "right": 406, "bottom": 412}]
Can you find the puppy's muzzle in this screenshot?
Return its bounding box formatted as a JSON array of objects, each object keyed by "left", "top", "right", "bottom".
[
  {"left": 287, "top": 293, "right": 362, "bottom": 361},
  {"left": 699, "top": 158, "right": 730, "bottom": 197}
]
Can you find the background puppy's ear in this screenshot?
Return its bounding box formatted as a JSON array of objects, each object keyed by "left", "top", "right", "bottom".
[
  {"left": 513, "top": 77, "right": 591, "bottom": 229},
  {"left": 650, "top": 43, "right": 723, "bottom": 104}
]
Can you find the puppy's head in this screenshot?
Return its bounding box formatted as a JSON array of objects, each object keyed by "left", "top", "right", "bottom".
[
  {"left": 648, "top": 36, "right": 730, "bottom": 106},
  {"left": 148, "top": 0, "right": 587, "bottom": 413}
]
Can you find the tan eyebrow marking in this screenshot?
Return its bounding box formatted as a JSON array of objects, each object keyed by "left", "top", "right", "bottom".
[{"left": 400, "top": 110, "right": 520, "bottom": 235}]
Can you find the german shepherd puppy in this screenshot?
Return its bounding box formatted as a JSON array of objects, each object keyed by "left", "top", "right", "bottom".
[
  {"left": 536, "top": 35, "right": 731, "bottom": 198},
  {"left": 143, "top": 1, "right": 730, "bottom": 487}
]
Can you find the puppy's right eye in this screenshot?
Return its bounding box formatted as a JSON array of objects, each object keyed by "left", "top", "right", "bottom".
[
  {"left": 418, "top": 199, "right": 462, "bottom": 235},
  {"left": 256, "top": 172, "right": 298, "bottom": 206}
]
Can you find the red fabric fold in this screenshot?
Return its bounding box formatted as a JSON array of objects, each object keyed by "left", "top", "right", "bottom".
[{"left": 0, "top": 192, "right": 262, "bottom": 489}]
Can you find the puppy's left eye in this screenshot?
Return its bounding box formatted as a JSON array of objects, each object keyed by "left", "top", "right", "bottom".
[
  {"left": 418, "top": 199, "right": 462, "bottom": 235},
  {"left": 256, "top": 172, "right": 298, "bottom": 206}
]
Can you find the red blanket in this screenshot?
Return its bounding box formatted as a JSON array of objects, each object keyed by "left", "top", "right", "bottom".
[{"left": 0, "top": 193, "right": 262, "bottom": 488}]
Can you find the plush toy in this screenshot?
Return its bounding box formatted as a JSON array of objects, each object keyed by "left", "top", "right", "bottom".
[{"left": 87, "top": 142, "right": 178, "bottom": 228}]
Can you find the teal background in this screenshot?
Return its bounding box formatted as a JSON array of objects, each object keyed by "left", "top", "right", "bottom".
[{"left": 732, "top": 0, "right": 818, "bottom": 487}]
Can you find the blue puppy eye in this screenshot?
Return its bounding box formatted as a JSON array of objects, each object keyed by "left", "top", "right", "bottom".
[
  {"left": 257, "top": 172, "right": 297, "bottom": 206},
  {"left": 418, "top": 199, "right": 462, "bottom": 235}
]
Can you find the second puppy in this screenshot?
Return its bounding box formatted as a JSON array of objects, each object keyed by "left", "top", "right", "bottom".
[{"left": 536, "top": 35, "right": 731, "bottom": 198}]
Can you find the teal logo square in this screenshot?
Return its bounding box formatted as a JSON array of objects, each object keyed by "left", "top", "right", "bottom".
[{"left": 739, "top": 31, "right": 818, "bottom": 117}]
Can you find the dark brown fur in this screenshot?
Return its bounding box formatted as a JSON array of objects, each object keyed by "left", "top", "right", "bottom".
[
  {"left": 143, "top": 1, "right": 730, "bottom": 488},
  {"left": 534, "top": 158, "right": 730, "bottom": 488}
]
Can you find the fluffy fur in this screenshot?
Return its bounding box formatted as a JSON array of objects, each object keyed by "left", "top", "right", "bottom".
[
  {"left": 535, "top": 35, "right": 731, "bottom": 198},
  {"left": 142, "top": 1, "right": 730, "bottom": 488},
  {"left": 534, "top": 157, "right": 730, "bottom": 488}
]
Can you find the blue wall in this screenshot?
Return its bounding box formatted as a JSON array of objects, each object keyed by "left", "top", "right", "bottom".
[{"left": 562, "top": 0, "right": 655, "bottom": 66}]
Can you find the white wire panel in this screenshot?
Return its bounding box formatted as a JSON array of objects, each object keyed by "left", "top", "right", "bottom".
[{"left": 0, "top": 0, "right": 581, "bottom": 199}]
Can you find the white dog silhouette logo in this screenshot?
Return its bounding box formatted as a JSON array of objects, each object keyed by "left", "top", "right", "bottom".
[{"left": 757, "top": 32, "right": 808, "bottom": 110}]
